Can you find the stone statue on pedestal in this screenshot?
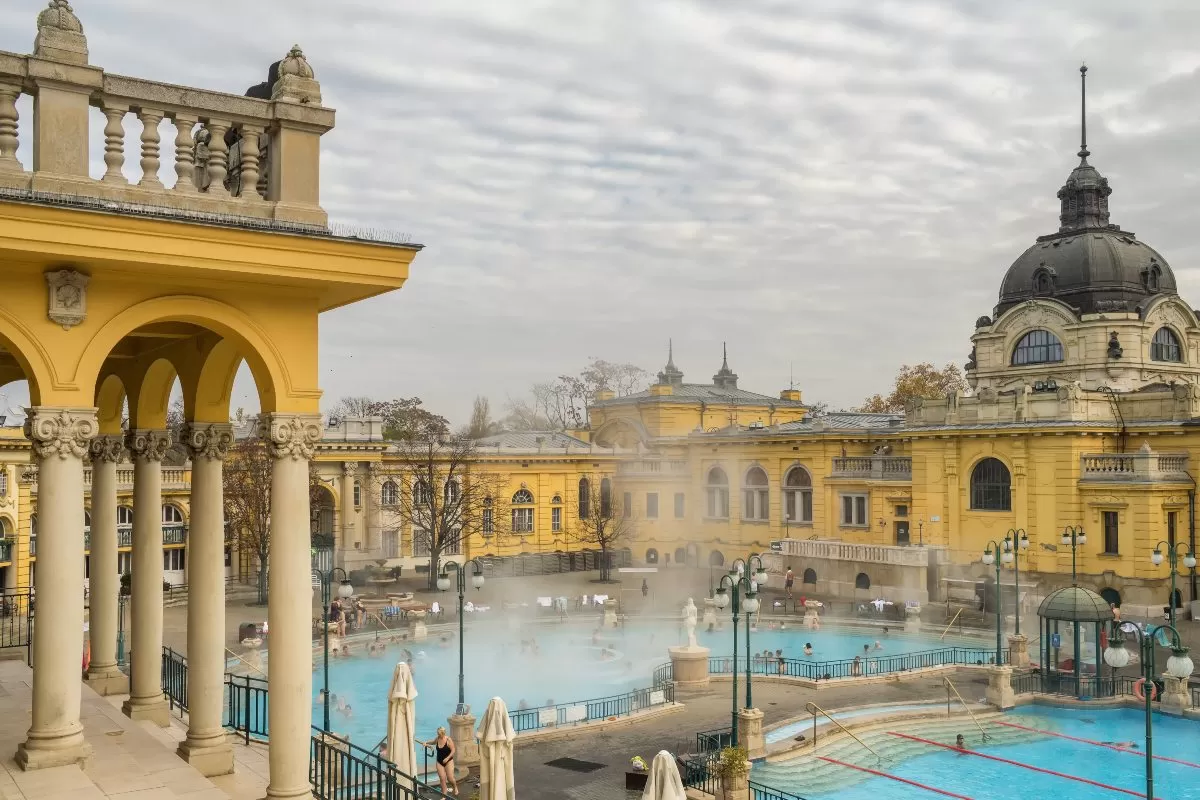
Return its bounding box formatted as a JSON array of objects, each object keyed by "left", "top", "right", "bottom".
[{"left": 682, "top": 598, "right": 698, "bottom": 648}]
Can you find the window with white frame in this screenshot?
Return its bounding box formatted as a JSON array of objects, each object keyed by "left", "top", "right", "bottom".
[
  {"left": 511, "top": 489, "right": 534, "bottom": 533},
  {"left": 381, "top": 480, "right": 399, "bottom": 506},
  {"left": 117, "top": 506, "right": 134, "bottom": 526},
  {"left": 383, "top": 529, "right": 400, "bottom": 559},
  {"left": 162, "top": 504, "right": 184, "bottom": 524},
  {"left": 742, "top": 466, "right": 769, "bottom": 521},
  {"left": 444, "top": 480, "right": 460, "bottom": 505},
  {"left": 413, "top": 480, "right": 432, "bottom": 506},
  {"left": 784, "top": 466, "right": 813, "bottom": 523},
  {"left": 840, "top": 493, "right": 869, "bottom": 527},
  {"left": 483, "top": 497, "right": 494, "bottom": 535},
  {"left": 706, "top": 467, "right": 730, "bottom": 519},
  {"left": 552, "top": 507, "right": 562, "bottom": 531},
  {"left": 0, "top": 469, "right": 7, "bottom": 497},
  {"left": 118, "top": 551, "right": 132, "bottom": 574},
  {"left": 163, "top": 548, "right": 186, "bottom": 571}
]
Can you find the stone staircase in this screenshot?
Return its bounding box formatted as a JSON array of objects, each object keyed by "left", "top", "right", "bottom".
[{"left": 753, "top": 713, "right": 1043, "bottom": 796}]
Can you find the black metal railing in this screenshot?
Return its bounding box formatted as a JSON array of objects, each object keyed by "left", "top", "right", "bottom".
[
  {"left": 1192, "top": 685, "right": 1200, "bottom": 708},
  {"left": 0, "top": 589, "right": 33, "bottom": 663},
  {"left": 310, "top": 727, "right": 454, "bottom": 800},
  {"left": 508, "top": 683, "right": 674, "bottom": 733},
  {"left": 680, "top": 752, "right": 808, "bottom": 800},
  {"left": 161, "top": 647, "right": 189, "bottom": 716},
  {"left": 1012, "top": 671, "right": 1142, "bottom": 699},
  {"left": 707, "top": 646, "right": 1004, "bottom": 680},
  {"left": 653, "top": 661, "right": 673, "bottom": 687},
  {"left": 695, "top": 727, "right": 732, "bottom": 753},
  {"left": 225, "top": 673, "right": 270, "bottom": 743}
]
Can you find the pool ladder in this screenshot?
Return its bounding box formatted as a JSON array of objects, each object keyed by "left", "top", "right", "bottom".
[
  {"left": 804, "top": 702, "right": 885, "bottom": 764},
  {"left": 943, "top": 677, "right": 990, "bottom": 742}
]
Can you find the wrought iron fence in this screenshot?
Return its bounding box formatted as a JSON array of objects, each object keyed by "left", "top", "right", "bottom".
[
  {"left": 1193, "top": 685, "right": 1200, "bottom": 708},
  {"left": 695, "top": 727, "right": 732, "bottom": 753},
  {"left": 679, "top": 752, "right": 808, "bottom": 800},
  {"left": 653, "top": 661, "right": 673, "bottom": 687},
  {"left": 225, "top": 673, "right": 270, "bottom": 743},
  {"left": 310, "top": 727, "right": 453, "bottom": 800},
  {"left": 708, "top": 646, "right": 1003, "bottom": 680},
  {"left": 161, "top": 646, "right": 188, "bottom": 716},
  {"left": 0, "top": 588, "right": 32, "bottom": 663},
  {"left": 507, "top": 683, "right": 674, "bottom": 733},
  {"left": 1012, "top": 671, "right": 1141, "bottom": 699}
]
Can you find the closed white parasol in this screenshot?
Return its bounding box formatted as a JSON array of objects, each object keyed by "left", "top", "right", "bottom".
[
  {"left": 476, "top": 696, "right": 516, "bottom": 800},
  {"left": 642, "top": 750, "right": 686, "bottom": 800},
  {"left": 385, "top": 661, "right": 418, "bottom": 777}
]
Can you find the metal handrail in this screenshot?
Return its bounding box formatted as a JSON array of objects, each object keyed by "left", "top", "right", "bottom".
[
  {"left": 940, "top": 608, "right": 963, "bottom": 640},
  {"left": 226, "top": 647, "right": 267, "bottom": 678},
  {"left": 804, "top": 702, "right": 883, "bottom": 762},
  {"left": 943, "top": 677, "right": 990, "bottom": 741}
]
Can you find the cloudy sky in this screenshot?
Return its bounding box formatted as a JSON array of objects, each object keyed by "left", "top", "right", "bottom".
[{"left": 5, "top": 0, "right": 1200, "bottom": 424}]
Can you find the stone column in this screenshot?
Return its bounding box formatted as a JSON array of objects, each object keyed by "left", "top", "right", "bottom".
[
  {"left": 366, "top": 463, "right": 381, "bottom": 553},
  {"left": 85, "top": 435, "right": 128, "bottom": 696},
  {"left": 122, "top": 429, "right": 171, "bottom": 726},
  {"left": 737, "top": 707, "right": 765, "bottom": 760},
  {"left": 263, "top": 414, "right": 322, "bottom": 800},
  {"left": 448, "top": 713, "right": 477, "bottom": 780},
  {"left": 341, "top": 462, "right": 357, "bottom": 550},
  {"left": 17, "top": 408, "right": 97, "bottom": 771},
  {"left": 985, "top": 665, "right": 1015, "bottom": 710},
  {"left": 1007, "top": 634, "right": 1030, "bottom": 669},
  {"left": 177, "top": 424, "right": 235, "bottom": 776}
]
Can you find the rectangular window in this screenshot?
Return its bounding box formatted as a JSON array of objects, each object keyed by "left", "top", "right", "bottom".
[
  {"left": 1168, "top": 511, "right": 1178, "bottom": 549},
  {"left": 413, "top": 530, "right": 431, "bottom": 557},
  {"left": 895, "top": 504, "right": 908, "bottom": 518},
  {"left": 483, "top": 507, "right": 494, "bottom": 535},
  {"left": 383, "top": 529, "right": 399, "bottom": 559},
  {"left": 163, "top": 548, "right": 186, "bottom": 571},
  {"left": 840, "top": 493, "right": 868, "bottom": 527},
  {"left": 552, "top": 507, "right": 562, "bottom": 532},
  {"left": 443, "top": 530, "right": 462, "bottom": 556},
  {"left": 646, "top": 493, "right": 659, "bottom": 519},
  {"left": 623, "top": 492, "right": 632, "bottom": 518},
  {"left": 785, "top": 489, "right": 814, "bottom": 523},
  {"left": 118, "top": 552, "right": 132, "bottom": 575},
  {"left": 742, "top": 489, "right": 769, "bottom": 521},
  {"left": 1103, "top": 511, "right": 1119, "bottom": 554},
  {"left": 225, "top": 546, "right": 232, "bottom": 568},
  {"left": 353, "top": 481, "right": 361, "bottom": 507},
  {"left": 706, "top": 488, "right": 729, "bottom": 519},
  {"left": 511, "top": 507, "right": 534, "bottom": 533},
  {"left": 674, "top": 493, "right": 685, "bottom": 519}
]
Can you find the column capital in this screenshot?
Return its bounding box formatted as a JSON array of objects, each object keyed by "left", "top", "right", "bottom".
[
  {"left": 258, "top": 414, "right": 322, "bottom": 461},
  {"left": 342, "top": 461, "right": 357, "bottom": 476},
  {"left": 88, "top": 434, "right": 126, "bottom": 464},
  {"left": 24, "top": 407, "right": 98, "bottom": 460},
  {"left": 180, "top": 423, "right": 235, "bottom": 461},
  {"left": 126, "top": 429, "right": 172, "bottom": 462}
]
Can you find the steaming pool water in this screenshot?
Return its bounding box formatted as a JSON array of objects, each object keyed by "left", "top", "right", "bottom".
[{"left": 312, "top": 619, "right": 980, "bottom": 750}]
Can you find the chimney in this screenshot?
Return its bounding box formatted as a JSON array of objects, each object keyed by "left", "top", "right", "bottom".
[{"left": 780, "top": 389, "right": 802, "bottom": 402}]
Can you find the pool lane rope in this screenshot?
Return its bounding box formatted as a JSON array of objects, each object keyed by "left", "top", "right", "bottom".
[
  {"left": 887, "top": 731, "right": 1163, "bottom": 799},
  {"left": 815, "top": 755, "right": 975, "bottom": 799},
  {"left": 993, "top": 720, "right": 1200, "bottom": 770}
]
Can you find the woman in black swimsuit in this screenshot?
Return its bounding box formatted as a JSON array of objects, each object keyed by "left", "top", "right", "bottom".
[{"left": 426, "top": 726, "right": 458, "bottom": 795}]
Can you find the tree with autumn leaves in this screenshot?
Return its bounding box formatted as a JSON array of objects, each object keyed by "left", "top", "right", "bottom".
[{"left": 858, "top": 362, "right": 967, "bottom": 413}]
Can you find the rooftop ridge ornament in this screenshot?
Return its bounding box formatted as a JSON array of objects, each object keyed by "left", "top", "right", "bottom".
[
  {"left": 34, "top": 0, "right": 88, "bottom": 64},
  {"left": 271, "top": 45, "right": 322, "bottom": 105}
]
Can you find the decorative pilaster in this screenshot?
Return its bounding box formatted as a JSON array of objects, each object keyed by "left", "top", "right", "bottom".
[
  {"left": 100, "top": 106, "right": 126, "bottom": 183},
  {"left": 17, "top": 408, "right": 96, "bottom": 771},
  {"left": 204, "top": 120, "right": 230, "bottom": 198},
  {"left": 172, "top": 114, "right": 197, "bottom": 192},
  {"left": 121, "top": 428, "right": 171, "bottom": 727},
  {"left": 366, "top": 462, "right": 381, "bottom": 552},
  {"left": 261, "top": 414, "right": 321, "bottom": 800},
  {"left": 136, "top": 109, "right": 164, "bottom": 188},
  {"left": 177, "top": 423, "right": 235, "bottom": 775},
  {"left": 85, "top": 435, "right": 127, "bottom": 696}
]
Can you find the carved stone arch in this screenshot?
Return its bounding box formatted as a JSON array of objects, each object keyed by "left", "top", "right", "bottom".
[
  {"left": 592, "top": 417, "right": 650, "bottom": 449},
  {"left": 993, "top": 298, "right": 1077, "bottom": 337},
  {"left": 1143, "top": 295, "right": 1199, "bottom": 333}
]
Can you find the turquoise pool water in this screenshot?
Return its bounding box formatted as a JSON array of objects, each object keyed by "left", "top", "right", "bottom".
[
  {"left": 314, "top": 619, "right": 966, "bottom": 748},
  {"left": 756, "top": 705, "right": 1200, "bottom": 799}
]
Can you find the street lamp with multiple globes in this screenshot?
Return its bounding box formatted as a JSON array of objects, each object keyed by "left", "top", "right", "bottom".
[
  {"left": 1061, "top": 525, "right": 1087, "bottom": 584},
  {"left": 312, "top": 567, "right": 353, "bottom": 732},
  {"left": 981, "top": 540, "right": 1011, "bottom": 665},
  {"left": 1151, "top": 541, "right": 1197, "bottom": 628},
  {"left": 436, "top": 559, "right": 486, "bottom": 707},
  {"left": 1103, "top": 622, "right": 1193, "bottom": 800},
  {"left": 729, "top": 555, "right": 769, "bottom": 708},
  {"left": 1004, "top": 529, "right": 1030, "bottom": 636},
  {"left": 713, "top": 561, "right": 764, "bottom": 747}
]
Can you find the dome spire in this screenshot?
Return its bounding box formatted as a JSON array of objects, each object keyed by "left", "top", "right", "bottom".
[
  {"left": 1078, "top": 63, "right": 1089, "bottom": 164},
  {"left": 656, "top": 339, "right": 684, "bottom": 386},
  {"left": 712, "top": 342, "right": 739, "bottom": 390},
  {"left": 1056, "top": 64, "right": 1112, "bottom": 233}
]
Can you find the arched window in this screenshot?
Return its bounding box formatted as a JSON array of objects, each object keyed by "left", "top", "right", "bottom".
[
  {"left": 645, "top": 548, "right": 659, "bottom": 564},
  {"left": 1151, "top": 327, "right": 1183, "bottom": 362},
  {"left": 1143, "top": 265, "right": 1162, "bottom": 292},
  {"left": 578, "top": 478, "right": 591, "bottom": 519},
  {"left": 511, "top": 489, "right": 534, "bottom": 533},
  {"left": 802, "top": 568, "right": 817, "bottom": 585},
  {"left": 30, "top": 513, "right": 37, "bottom": 537},
  {"left": 1032, "top": 269, "right": 1053, "bottom": 295},
  {"left": 381, "top": 480, "right": 399, "bottom": 506},
  {"left": 551, "top": 494, "right": 562, "bottom": 504},
  {"left": 161, "top": 504, "right": 184, "bottom": 524},
  {"left": 706, "top": 467, "right": 730, "bottom": 519},
  {"left": 600, "top": 478, "right": 613, "bottom": 519},
  {"left": 784, "top": 466, "right": 813, "bottom": 524},
  {"left": 0, "top": 517, "right": 9, "bottom": 541},
  {"left": 970, "top": 458, "right": 1012, "bottom": 511},
  {"left": 413, "top": 480, "right": 432, "bottom": 506},
  {"left": 1012, "top": 329, "right": 1064, "bottom": 365},
  {"left": 742, "top": 466, "right": 769, "bottom": 521},
  {"left": 709, "top": 550, "right": 725, "bottom": 567},
  {"left": 673, "top": 547, "right": 686, "bottom": 564},
  {"left": 854, "top": 572, "right": 871, "bottom": 590},
  {"left": 117, "top": 506, "right": 134, "bottom": 526}
]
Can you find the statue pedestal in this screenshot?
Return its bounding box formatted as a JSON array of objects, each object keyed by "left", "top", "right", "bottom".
[
  {"left": 803, "top": 601, "right": 821, "bottom": 630},
  {"left": 702, "top": 598, "right": 718, "bottom": 631},
  {"left": 448, "top": 713, "right": 478, "bottom": 780},
  {"left": 737, "top": 707, "right": 765, "bottom": 760},
  {"left": 985, "top": 666, "right": 1015, "bottom": 710},
  {"left": 904, "top": 605, "right": 921, "bottom": 634},
  {"left": 668, "top": 646, "right": 710, "bottom": 690},
  {"left": 1161, "top": 674, "right": 1192, "bottom": 715},
  {"left": 603, "top": 599, "right": 619, "bottom": 629},
  {"left": 1007, "top": 634, "right": 1029, "bottom": 668},
  {"left": 410, "top": 609, "right": 428, "bottom": 641}
]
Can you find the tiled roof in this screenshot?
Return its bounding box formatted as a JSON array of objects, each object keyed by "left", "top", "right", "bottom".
[
  {"left": 473, "top": 431, "right": 606, "bottom": 452},
  {"left": 594, "top": 383, "right": 805, "bottom": 407}
]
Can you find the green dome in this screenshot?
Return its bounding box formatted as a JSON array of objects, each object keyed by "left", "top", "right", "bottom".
[{"left": 1037, "top": 586, "right": 1113, "bottom": 622}]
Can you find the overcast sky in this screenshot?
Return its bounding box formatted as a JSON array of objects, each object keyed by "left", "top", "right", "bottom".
[{"left": 5, "top": 0, "right": 1200, "bottom": 424}]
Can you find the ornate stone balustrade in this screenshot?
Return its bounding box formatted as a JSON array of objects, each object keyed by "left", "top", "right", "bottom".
[
  {"left": 831, "top": 455, "right": 912, "bottom": 481},
  {"left": 774, "top": 537, "right": 933, "bottom": 568},
  {"left": 1079, "top": 451, "right": 1189, "bottom": 483},
  {"left": 0, "top": 4, "right": 332, "bottom": 227}
]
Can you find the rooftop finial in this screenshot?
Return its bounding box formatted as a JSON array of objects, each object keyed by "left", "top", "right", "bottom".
[
  {"left": 1079, "top": 63, "right": 1089, "bottom": 163},
  {"left": 713, "top": 342, "right": 738, "bottom": 389},
  {"left": 667, "top": 338, "right": 676, "bottom": 368},
  {"left": 657, "top": 338, "right": 684, "bottom": 386},
  {"left": 722, "top": 341, "right": 729, "bottom": 370}
]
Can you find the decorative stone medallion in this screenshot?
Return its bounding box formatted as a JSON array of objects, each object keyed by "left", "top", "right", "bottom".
[{"left": 45, "top": 268, "right": 90, "bottom": 329}]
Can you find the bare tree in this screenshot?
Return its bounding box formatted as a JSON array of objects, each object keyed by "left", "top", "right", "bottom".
[
  {"left": 465, "top": 396, "right": 501, "bottom": 439},
  {"left": 376, "top": 432, "right": 507, "bottom": 590},
  {"left": 566, "top": 476, "right": 635, "bottom": 583},
  {"left": 500, "top": 395, "right": 555, "bottom": 432},
  {"left": 512, "top": 359, "right": 648, "bottom": 431},
  {"left": 223, "top": 428, "right": 273, "bottom": 604},
  {"left": 330, "top": 396, "right": 379, "bottom": 418}
]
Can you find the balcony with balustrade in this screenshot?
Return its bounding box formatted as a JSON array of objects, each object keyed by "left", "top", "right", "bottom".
[
  {"left": 1079, "top": 448, "right": 1189, "bottom": 484},
  {"left": 831, "top": 455, "right": 912, "bottom": 481}
]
